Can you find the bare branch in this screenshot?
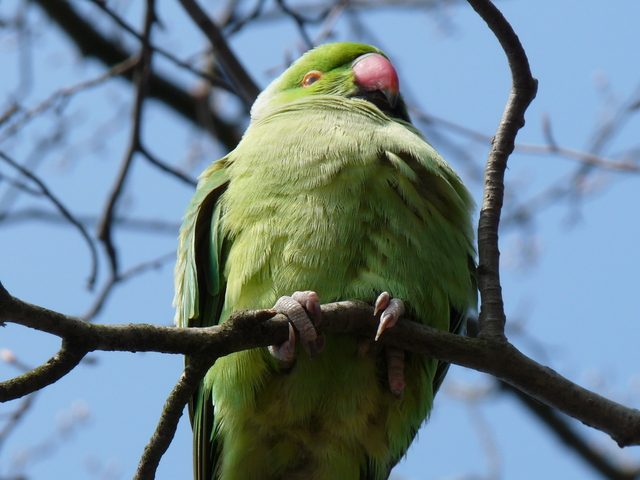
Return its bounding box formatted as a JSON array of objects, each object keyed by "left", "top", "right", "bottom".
[
  {"left": 96, "top": 1, "right": 157, "bottom": 276},
  {"left": 465, "top": 0, "right": 538, "bottom": 339},
  {"left": 0, "top": 104, "right": 19, "bottom": 127},
  {"left": 0, "top": 56, "right": 140, "bottom": 144},
  {"left": 0, "top": 393, "right": 37, "bottom": 453},
  {"left": 177, "top": 0, "right": 261, "bottom": 107},
  {"left": 80, "top": 252, "right": 176, "bottom": 322},
  {"left": 2, "top": 283, "right": 640, "bottom": 448},
  {"left": 0, "top": 151, "right": 100, "bottom": 290},
  {"left": 312, "top": 0, "right": 349, "bottom": 46},
  {"left": 0, "top": 208, "right": 180, "bottom": 235},
  {"left": 588, "top": 80, "right": 640, "bottom": 157},
  {"left": 412, "top": 109, "right": 640, "bottom": 173},
  {"left": 31, "top": 0, "right": 243, "bottom": 151},
  {"left": 223, "top": 0, "right": 268, "bottom": 35},
  {"left": 86, "top": 0, "right": 235, "bottom": 93},
  {"left": 139, "top": 147, "right": 198, "bottom": 187},
  {"left": 133, "top": 354, "right": 216, "bottom": 480},
  {"left": 0, "top": 341, "right": 88, "bottom": 403},
  {"left": 276, "top": 0, "right": 314, "bottom": 48},
  {"left": 502, "top": 383, "right": 640, "bottom": 480}
]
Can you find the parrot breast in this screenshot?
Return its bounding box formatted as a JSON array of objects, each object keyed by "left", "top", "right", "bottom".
[{"left": 202, "top": 95, "right": 474, "bottom": 480}]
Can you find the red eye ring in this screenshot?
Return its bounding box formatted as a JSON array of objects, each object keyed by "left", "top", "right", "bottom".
[{"left": 302, "top": 71, "right": 323, "bottom": 88}]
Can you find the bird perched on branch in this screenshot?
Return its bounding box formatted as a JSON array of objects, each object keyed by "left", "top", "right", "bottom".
[{"left": 174, "top": 41, "right": 476, "bottom": 480}]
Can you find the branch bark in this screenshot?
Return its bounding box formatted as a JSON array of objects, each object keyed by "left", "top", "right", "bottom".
[
  {"left": 1, "top": 283, "right": 639, "bottom": 448},
  {"left": 133, "top": 354, "right": 216, "bottom": 480},
  {"left": 465, "top": 0, "right": 538, "bottom": 340}
]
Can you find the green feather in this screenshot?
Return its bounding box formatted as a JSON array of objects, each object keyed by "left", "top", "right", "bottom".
[{"left": 174, "top": 42, "right": 476, "bottom": 480}]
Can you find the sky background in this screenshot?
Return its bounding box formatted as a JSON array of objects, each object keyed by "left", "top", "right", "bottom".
[{"left": 1, "top": 0, "right": 640, "bottom": 479}]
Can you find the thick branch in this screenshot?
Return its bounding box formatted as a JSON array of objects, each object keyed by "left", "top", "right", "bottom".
[{"left": 1, "top": 283, "right": 640, "bottom": 447}]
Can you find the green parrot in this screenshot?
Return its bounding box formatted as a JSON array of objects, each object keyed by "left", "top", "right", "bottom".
[{"left": 174, "top": 42, "right": 476, "bottom": 480}]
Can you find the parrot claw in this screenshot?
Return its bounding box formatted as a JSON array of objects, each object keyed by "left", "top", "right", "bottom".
[
  {"left": 374, "top": 292, "right": 405, "bottom": 341},
  {"left": 268, "top": 323, "right": 297, "bottom": 368},
  {"left": 271, "top": 291, "right": 324, "bottom": 363},
  {"left": 373, "top": 292, "right": 407, "bottom": 398},
  {"left": 374, "top": 291, "right": 390, "bottom": 316}
]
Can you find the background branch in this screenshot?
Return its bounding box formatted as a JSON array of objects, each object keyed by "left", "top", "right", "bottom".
[
  {"left": 0, "top": 152, "right": 99, "bottom": 289},
  {"left": 31, "top": 0, "right": 243, "bottom": 150},
  {"left": 178, "top": 0, "right": 261, "bottom": 108},
  {"left": 96, "top": 0, "right": 157, "bottom": 276}
]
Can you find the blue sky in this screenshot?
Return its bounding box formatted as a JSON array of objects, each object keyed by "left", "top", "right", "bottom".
[{"left": 1, "top": 0, "right": 640, "bottom": 479}]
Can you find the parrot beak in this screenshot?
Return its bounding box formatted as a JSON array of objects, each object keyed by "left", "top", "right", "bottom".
[{"left": 352, "top": 53, "right": 399, "bottom": 109}]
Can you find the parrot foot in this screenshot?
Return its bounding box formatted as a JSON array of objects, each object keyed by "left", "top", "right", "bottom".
[
  {"left": 374, "top": 292, "right": 406, "bottom": 398},
  {"left": 374, "top": 292, "right": 405, "bottom": 340},
  {"left": 269, "top": 291, "right": 324, "bottom": 365}
]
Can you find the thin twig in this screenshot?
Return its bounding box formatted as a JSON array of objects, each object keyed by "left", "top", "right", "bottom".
[
  {"left": 502, "top": 382, "right": 640, "bottom": 480},
  {"left": 312, "top": 0, "right": 349, "bottom": 46},
  {"left": 0, "top": 173, "right": 42, "bottom": 197},
  {"left": 96, "top": 2, "right": 156, "bottom": 275},
  {"left": 223, "top": 0, "right": 267, "bottom": 35},
  {"left": 81, "top": 251, "right": 176, "bottom": 322},
  {"left": 86, "top": 0, "right": 235, "bottom": 92},
  {"left": 0, "top": 104, "right": 19, "bottom": 127},
  {"left": 412, "top": 109, "right": 639, "bottom": 172},
  {"left": 140, "top": 146, "right": 198, "bottom": 186},
  {"left": 0, "top": 393, "right": 37, "bottom": 453},
  {"left": 133, "top": 354, "right": 216, "bottom": 480},
  {"left": 0, "top": 151, "right": 100, "bottom": 290},
  {"left": 0, "top": 208, "right": 180, "bottom": 234},
  {"left": 32, "top": 0, "right": 243, "bottom": 151},
  {"left": 276, "top": 0, "right": 313, "bottom": 48},
  {"left": 0, "top": 56, "right": 140, "bottom": 144}
]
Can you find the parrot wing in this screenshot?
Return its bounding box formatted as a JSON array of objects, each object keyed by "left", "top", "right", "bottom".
[{"left": 174, "top": 158, "right": 231, "bottom": 480}]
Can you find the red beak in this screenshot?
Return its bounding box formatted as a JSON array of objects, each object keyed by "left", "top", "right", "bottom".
[{"left": 352, "top": 53, "right": 400, "bottom": 108}]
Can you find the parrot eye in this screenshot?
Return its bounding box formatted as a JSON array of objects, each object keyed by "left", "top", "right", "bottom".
[{"left": 302, "top": 71, "right": 323, "bottom": 88}]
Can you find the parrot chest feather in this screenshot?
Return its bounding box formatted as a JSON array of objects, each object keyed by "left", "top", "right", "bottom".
[{"left": 200, "top": 98, "right": 474, "bottom": 480}]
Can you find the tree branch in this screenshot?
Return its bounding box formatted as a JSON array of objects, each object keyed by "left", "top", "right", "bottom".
[
  {"left": 86, "top": 0, "right": 235, "bottom": 93},
  {"left": 177, "top": 0, "right": 261, "bottom": 108},
  {"left": 31, "top": 0, "right": 242, "bottom": 151},
  {"left": 133, "top": 354, "right": 216, "bottom": 480},
  {"left": 502, "top": 383, "right": 640, "bottom": 480},
  {"left": 97, "top": 0, "right": 156, "bottom": 275},
  {"left": 1, "top": 283, "right": 639, "bottom": 448},
  {"left": 0, "top": 151, "right": 99, "bottom": 290},
  {"left": 0, "top": 341, "right": 88, "bottom": 402},
  {"left": 465, "top": 0, "right": 538, "bottom": 340}
]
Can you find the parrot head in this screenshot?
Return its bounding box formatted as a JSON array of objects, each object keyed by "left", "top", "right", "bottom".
[{"left": 251, "top": 42, "right": 410, "bottom": 122}]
